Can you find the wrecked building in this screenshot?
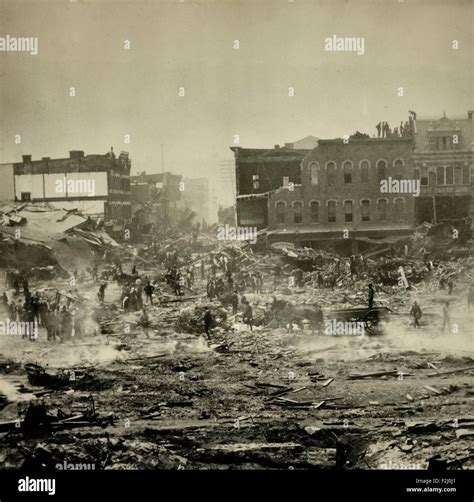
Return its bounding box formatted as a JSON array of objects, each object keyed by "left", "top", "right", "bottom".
[
  {"left": 130, "top": 171, "right": 183, "bottom": 235},
  {"left": 0, "top": 148, "right": 132, "bottom": 238},
  {"left": 231, "top": 136, "right": 319, "bottom": 230}
]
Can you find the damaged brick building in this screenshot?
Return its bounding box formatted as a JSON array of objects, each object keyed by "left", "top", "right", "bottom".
[
  {"left": 267, "top": 136, "right": 417, "bottom": 253},
  {"left": 0, "top": 148, "right": 132, "bottom": 238},
  {"left": 230, "top": 136, "right": 318, "bottom": 229}
]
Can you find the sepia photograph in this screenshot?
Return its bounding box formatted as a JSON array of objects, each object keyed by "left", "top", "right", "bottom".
[{"left": 0, "top": 0, "right": 473, "bottom": 499}]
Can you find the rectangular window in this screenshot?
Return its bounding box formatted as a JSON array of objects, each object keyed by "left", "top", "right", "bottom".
[
  {"left": 454, "top": 166, "right": 462, "bottom": 185},
  {"left": 445, "top": 165, "right": 454, "bottom": 184},
  {"left": 252, "top": 174, "right": 260, "bottom": 190},
  {"left": 293, "top": 202, "right": 302, "bottom": 224},
  {"left": 310, "top": 201, "right": 319, "bottom": 223},
  {"left": 420, "top": 168, "right": 428, "bottom": 186},
  {"left": 437, "top": 166, "right": 445, "bottom": 185},
  {"left": 395, "top": 199, "right": 404, "bottom": 222},
  {"left": 344, "top": 201, "right": 353, "bottom": 222},
  {"left": 361, "top": 200, "right": 370, "bottom": 222},
  {"left": 378, "top": 200, "right": 387, "bottom": 221},
  {"left": 462, "top": 166, "right": 470, "bottom": 185},
  {"left": 327, "top": 201, "right": 336, "bottom": 223}
]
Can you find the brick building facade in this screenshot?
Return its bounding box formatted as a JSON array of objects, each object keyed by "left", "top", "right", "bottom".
[
  {"left": 231, "top": 142, "right": 315, "bottom": 229},
  {"left": 267, "top": 137, "right": 416, "bottom": 252},
  {"left": 413, "top": 111, "right": 474, "bottom": 224}
]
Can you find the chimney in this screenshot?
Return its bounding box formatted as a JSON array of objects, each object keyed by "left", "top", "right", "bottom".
[
  {"left": 69, "top": 150, "right": 84, "bottom": 160},
  {"left": 22, "top": 155, "right": 32, "bottom": 163},
  {"left": 468, "top": 110, "right": 474, "bottom": 119},
  {"left": 274, "top": 144, "right": 280, "bottom": 149}
]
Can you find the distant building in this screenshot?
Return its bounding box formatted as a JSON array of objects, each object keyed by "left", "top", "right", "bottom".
[
  {"left": 179, "top": 177, "right": 211, "bottom": 225},
  {"left": 413, "top": 111, "right": 474, "bottom": 224},
  {"left": 231, "top": 138, "right": 318, "bottom": 229},
  {"left": 0, "top": 148, "right": 131, "bottom": 237},
  {"left": 130, "top": 171, "right": 182, "bottom": 233},
  {"left": 267, "top": 136, "right": 416, "bottom": 253}
]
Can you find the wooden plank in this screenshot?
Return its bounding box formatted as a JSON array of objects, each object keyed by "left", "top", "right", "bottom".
[
  {"left": 321, "top": 378, "right": 334, "bottom": 387},
  {"left": 423, "top": 385, "right": 443, "bottom": 395},
  {"left": 347, "top": 370, "right": 399, "bottom": 380},
  {"left": 427, "top": 366, "right": 474, "bottom": 377}
]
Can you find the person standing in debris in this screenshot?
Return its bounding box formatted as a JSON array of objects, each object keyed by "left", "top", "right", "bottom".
[
  {"left": 2, "top": 292, "right": 8, "bottom": 308},
  {"left": 410, "top": 301, "right": 422, "bottom": 328},
  {"left": 188, "top": 267, "right": 195, "bottom": 288},
  {"left": 294, "top": 268, "right": 304, "bottom": 288},
  {"left": 43, "top": 308, "right": 54, "bottom": 342},
  {"left": 441, "top": 301, "right": 451, "bottom": 333},
  {"left": 9, "top": 300, "right": 17, "bottom": 322},
  {"left": 243, "top": 301, "right": 253, "bottom": 331},
  {"left": 254, "top": 271, "right": 263, "bottom": 294},
  {"left": 98, "top": 283, "right": 107, "bottom": 303},
  {"left": 207, "top": 277, "right": 215, "bottom": 300},
  {"left": 439, "top": 274, "right": 447, "bottom": 290},
  {"left": 177, "top": 272, "right": 186, "bottom": 296},
  {"left": 139, "top": 308, "right": 151, "bottom": 338},
  {"left": 349, "top": 256, "right": 357, "bottom": 277},
  {"left": 231, "top": 290, "right": 239, "bottom": 315},
  {"left": 317, "top": 271, "right": 324, "bottom": 289},
  {"left": 203, "top": 308, "right": 213, "bottom": 338},
  {"left": 13, "top": 275, "right": 20, "bottom": 295},
  {"left": 215, "top": 278, "right": 225, "bottom": 298},
  {"left": 227, "top": 273, "right": 234, "bottom": 292},
  {"left": 135, "top": 277, "right": 143, "bottom": 308},
  {"left": 91, "top": 264, "right": 98, "bottom": 281},
  {"left": 21, "top": 274, "right": 29, "bottom": 294},
  {"left": 60, "top": 306, "right": 73, "bottom": 341},
  {"left": 447, "top": 278, "right": 454, "bottom": 295},
  {"left": 31, "top": 293, "right": 40, "bottom": 327},
  {"left": 144, "top": 281, "right": 155, "bottom": 306},
  {"left": 467, "top": 285, "right": 474, "bottom": 310},
  {"left": 367, "top": 283, "right": 375, "bottom": 309}
]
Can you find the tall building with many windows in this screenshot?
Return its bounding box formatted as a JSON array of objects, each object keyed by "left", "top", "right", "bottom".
[
  {"left": 413, "top": 111, "right": 473, "bottom": 224},
  {"left": 267, "top": 137, "right": 416, "bottom": 253}
]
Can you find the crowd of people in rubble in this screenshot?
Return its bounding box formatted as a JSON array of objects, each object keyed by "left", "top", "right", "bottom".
[
  {"left": 375, "top": 111, "right": 416, "bottom": 139},
  {"left": 2, "top": 269, "right": 87, "bottom": 342}
]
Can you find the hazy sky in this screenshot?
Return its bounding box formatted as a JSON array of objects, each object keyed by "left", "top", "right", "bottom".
[{"left": 0, "top": 0, "right": 472, "bottom": 204}]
